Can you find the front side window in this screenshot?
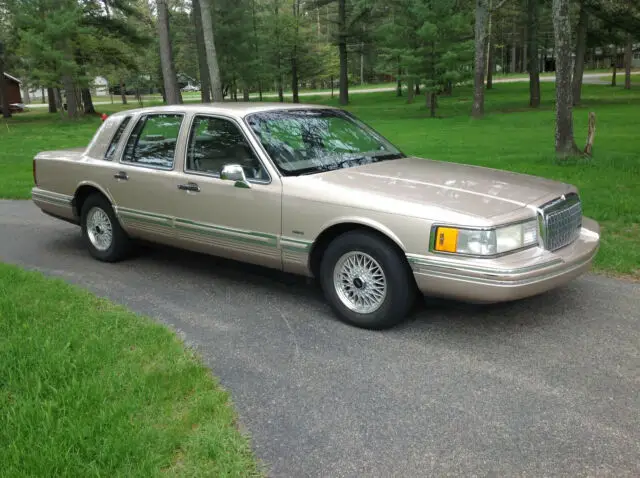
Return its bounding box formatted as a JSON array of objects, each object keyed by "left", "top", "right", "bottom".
[
  {"left": 104, "top": 116, "right": 131, "bottom": 160},
  {"left": 245, "top": 109, "right": 404, "bottom": 176},
  {"left": 186, "top": 115, "right": 268, "bottom": 181},
  {"left": 122, "top": 113, "right": 183, "bottom": 168}
]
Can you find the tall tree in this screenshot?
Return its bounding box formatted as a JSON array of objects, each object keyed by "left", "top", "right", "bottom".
[
  {"left": 0, "top": 41, "right": 10, "bottom": 119},
  {"left": 472, "top": 0, "right": 510, "bottom": 118},
  {"left": 624, "top": 33, "right": 632, "bottom": 90},
  {"left": 527, "top": 0, "right": 540, "bottom": 107},
  {"left": 551, "top": 0, "right": 578, "bottom": 156},
  {"left": 291, "top": 0, "right": 302, "bottom": 103},
  {"left": 156, "top": 0, "right": 181, "bottom": 104},
  {"left": 572, "top": 1, "right": 588, "bottom": 105},
  {"left": 192, "top": 0, "right": 211, "bottom": 102},
  {"left": 198, "top": 0, "right": 223, "bottom": 101},
  {"left": 337, "top": 0, "right": 348, "bottom": 105},
  {"left": 472, "top": 0, "right": 489, "bottom": 118}
]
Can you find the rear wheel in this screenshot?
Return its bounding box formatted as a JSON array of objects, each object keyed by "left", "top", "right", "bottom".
[
  {"left": 80, "top": 193, "right": 131, "bottom": 262},
  {"left": 319, "top": 230, "right": 417, "bottom": 329}
]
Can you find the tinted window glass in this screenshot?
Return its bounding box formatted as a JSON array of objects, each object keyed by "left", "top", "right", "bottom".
[
  {"left": 186, "top": 116, "right": 268, "bottom": 180},
  {"left": 122, "top": 114, "right": 183, "bottom": 168},
  {"left": 104, "top": 116, "right": 131, "bottom": 160}
]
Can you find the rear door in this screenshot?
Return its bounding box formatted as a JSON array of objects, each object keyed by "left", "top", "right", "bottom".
[{"left": 106, "top": 112, "right": 187, "bottom": 242}]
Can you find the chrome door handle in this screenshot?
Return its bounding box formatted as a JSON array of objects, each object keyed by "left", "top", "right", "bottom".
[
  {"left": 114, "top": 171, "right": 128, "bottom": 180},
  {"left": 177, "top": 182, "right": 200, "bottom": 192}
]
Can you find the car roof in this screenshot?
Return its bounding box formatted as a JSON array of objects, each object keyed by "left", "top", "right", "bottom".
[{"left": 108, "top": 102, "right": 338, "bottom": 119}]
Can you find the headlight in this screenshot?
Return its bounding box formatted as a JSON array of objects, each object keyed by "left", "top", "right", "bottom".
[{"left": 432, "top": 220, "right": 539, "bottom": 256}]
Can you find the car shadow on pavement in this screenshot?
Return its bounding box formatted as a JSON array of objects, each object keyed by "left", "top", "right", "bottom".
[
  {"left": 134, "top": 242, "right": 577, "bottom": 332},
  {"left": 44, "top": 230, "right": 584, "bottom": 336}
]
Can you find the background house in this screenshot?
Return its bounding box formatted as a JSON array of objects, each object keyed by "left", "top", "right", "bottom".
[{"left": 3, "top": 73, "right": 22, "bottom": 104}]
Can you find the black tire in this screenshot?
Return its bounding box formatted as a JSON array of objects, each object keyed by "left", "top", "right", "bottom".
[
  {"left": 80, "top": 193, "right": 132, "bottom": 262},
  {"left": 319, "top": 230, "right": 417, "bottom": 330}
]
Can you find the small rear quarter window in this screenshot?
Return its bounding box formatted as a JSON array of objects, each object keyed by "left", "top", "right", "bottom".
[{"left": 104, "top": 116, "right": 132, "bottom": 160}]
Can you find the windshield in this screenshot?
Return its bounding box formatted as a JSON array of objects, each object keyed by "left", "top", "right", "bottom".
[{"left": 244, "top": 109, "right": 405, "bottom": 176}]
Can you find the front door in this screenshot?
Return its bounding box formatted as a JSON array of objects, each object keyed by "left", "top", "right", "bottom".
[{"left": 167, "top": 114, "right": 283, "bottom": 270}]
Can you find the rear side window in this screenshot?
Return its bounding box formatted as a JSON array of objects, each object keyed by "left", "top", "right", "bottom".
[
  {"left": 122, "top": 114, "right": 183, "bottom": 169},
  {"left": 104, "top": 116, "right": 132, "bottom": 160}
]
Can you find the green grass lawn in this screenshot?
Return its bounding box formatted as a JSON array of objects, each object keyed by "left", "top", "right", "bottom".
[
  {"left": 0, "top": 263, "right": 261, "bottom": 477},
  {"left": 1, "top": 81, "right": 638, "bottom": 277}
]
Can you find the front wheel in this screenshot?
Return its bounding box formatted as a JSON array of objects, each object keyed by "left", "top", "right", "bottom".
[{"left": 319, "top": 230, "right": 417, "bottom": 329}]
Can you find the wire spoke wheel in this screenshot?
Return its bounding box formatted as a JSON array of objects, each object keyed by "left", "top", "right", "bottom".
[
  {"left": 333, "top": 251, "right": 387, "bottom": 314},
  {"left": 86, "top": 206, "right": 113, "bottom": 251}
]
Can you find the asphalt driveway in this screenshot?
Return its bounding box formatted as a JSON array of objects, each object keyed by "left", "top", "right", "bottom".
[{"left": 1, "top": 200, "right": 639, "bottom": 477}]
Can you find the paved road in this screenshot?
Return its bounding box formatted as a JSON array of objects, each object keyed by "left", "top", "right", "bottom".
[
  {"left": 1, "top": 200, "right": 639, "bottom": 477},
  {"left": 26, "top": 72, "right": 635, "bottom": 108}
]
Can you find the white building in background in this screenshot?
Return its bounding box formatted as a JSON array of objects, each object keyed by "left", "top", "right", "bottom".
[{"left": 92, "top": 76, "right": 109, "bottom": 96}]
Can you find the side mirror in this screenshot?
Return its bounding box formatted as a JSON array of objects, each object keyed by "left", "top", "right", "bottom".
[{"left": 220, "top": 164, "right": 251, "bottom": 189}]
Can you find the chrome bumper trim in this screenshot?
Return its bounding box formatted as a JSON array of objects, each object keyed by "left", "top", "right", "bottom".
[
  {"left": 406, "top": 253, "right": 564, "bottom": 281},
  {"left": 411, "top": 252, "right": 595, "bottom": 287},
  {"left": 32, "top": 188, "right": 74, "bottom": 207}
]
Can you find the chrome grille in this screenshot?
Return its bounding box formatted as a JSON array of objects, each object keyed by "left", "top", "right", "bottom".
[{"left": 540, "top": 194, "right": 583, "bottom": 251}]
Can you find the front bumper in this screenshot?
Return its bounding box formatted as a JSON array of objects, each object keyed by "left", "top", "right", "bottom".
[{"left": 407, "top": 216, "right": 600, "bottom": 303}]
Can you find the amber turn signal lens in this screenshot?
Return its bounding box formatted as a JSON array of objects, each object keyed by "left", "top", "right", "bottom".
[{"left": 434, "top": 227, "right": 458, "bottom": 252}]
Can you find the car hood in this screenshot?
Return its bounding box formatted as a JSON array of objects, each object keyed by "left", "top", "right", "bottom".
[{"left": 287, "top": 157, "right": 574, "bottom": 223}]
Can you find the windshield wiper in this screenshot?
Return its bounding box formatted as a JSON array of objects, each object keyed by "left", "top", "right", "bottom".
[{"left": 290, "top": 152, "right": 405, "bottom": 176}]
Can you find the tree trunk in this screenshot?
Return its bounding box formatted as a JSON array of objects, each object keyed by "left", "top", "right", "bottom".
[
  {"left": 611, "top": 45, "right": 617, "bottom": 87},
  {"left": 551, "top": 0, "right": 578, "bottom": 157},
  {"left": 291, "top": 57, "right": 300, "bottom": 103},
  {"left": 511, "top": 22, "right": 517, "bottom": 74},
  {"left": 82, "top": 88, "right": 95, "bottom": 114},
  {"left": 62, "top": 75, "right": 78, "bottom": 119},
  {"left": 251, "top": 0, "right": 262, "bottom": 103},
  {"left": 396, "top": 63, "right": 402, "bottom": 97},
  {"left": 624, "top": 34, "right": 632, "bottom": 90},
  {"left": 277, "top": 77, "right": 284, "bottom": 103},
  {"left": 415, "top": 83, "right": 420, "bottom": 95},
  {"left": 406, "top": 76, "right": 414, "bottom": 104},
  {"left": 198, "top": 0, "right": 223, "bottom": 101},
  {"left": 444, "top": 80, "right": 453, "bottom": 96},
  {"left": 472, "top": 0, "right": 489, "bottom": 118},
  {"left": 75, "top": 87, "right": 83, "bottom": 114},
  {"left": 120, "top": 78, "right": 127, "bottom": 104},
  {"left": 338, "top": 0, "right": 348, "bottom": 105},
  {"left": 427, "top": 92, "right": 437, "bottom": 117},
  {"left": 47, "top": 87, "right": 57, "bottom": 113},
  {"left": 0, "top": 41, "right": 11, "bottom": 118},
  {"left": 157, "top": 0, "right": 182, "bottom": 105},
  {"left": 291, "top": 1, "right": 301, "bottom": 103},
  {"left": 192, "top": 0, "right": 211, "bottom": 103},
  {"left": 54, "top": 88, "right": 63, "bottom": 113},
  {"left": 23, "top": 82, "right": 31, "bottom": 104},
  {"left": 522, "top": 25, "right": 528, "bottom": 73},
  {"left": 243, "top": 87, "right": 249, "bottom": 101},
  {"left": 360, "top": 44, "right": 365, "bottom": 85},
  {"left": 572, "top": 2, "right": 588, "bottom": 106},
  {"left": 487, "top": 42, "right": 494, "bottom": 89},
  {"left": 528, "top": 0, "right": 540, "bottom": 108}
]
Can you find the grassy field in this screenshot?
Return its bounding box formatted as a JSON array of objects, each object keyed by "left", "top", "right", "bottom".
[
  {"left": 1, "top": 81, "right": 638, "bottom": 277},
  {"left": 0, "top": 262, "right": 261, "bottom": 477}
]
